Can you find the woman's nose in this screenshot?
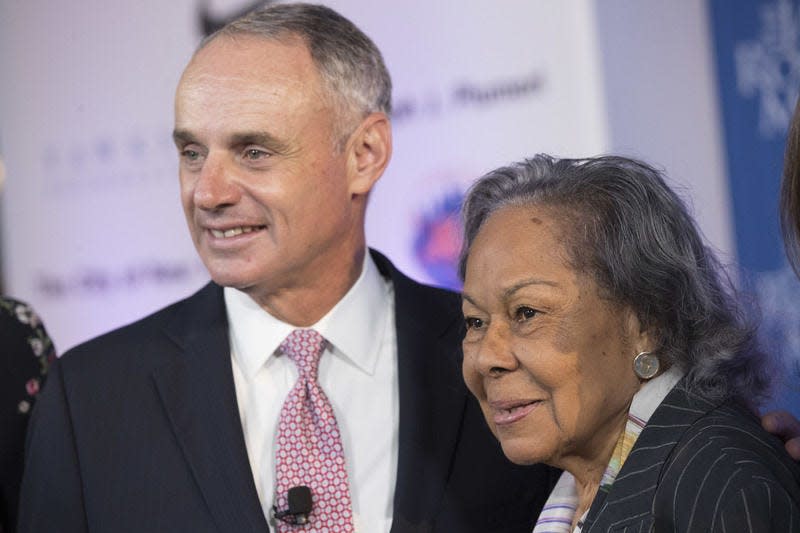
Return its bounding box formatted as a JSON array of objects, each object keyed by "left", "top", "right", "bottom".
[{"left": 471, "top": 323, "right": 519, "bottom": 378}]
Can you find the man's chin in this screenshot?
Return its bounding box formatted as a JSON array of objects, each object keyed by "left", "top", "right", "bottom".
[
  {"left": 202, "top": 263, "right": 254, "bottom": 290},
  {"left": 206, "top": 266, "right": 275, "bottom": 295},
  {"left": 208, "top": 272, "right": 253, "bottom": 290}
]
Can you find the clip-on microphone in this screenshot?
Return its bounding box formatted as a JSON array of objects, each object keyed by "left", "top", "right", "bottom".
[{"left": 273, "top": 486, "right": 313, "bottom": 525}]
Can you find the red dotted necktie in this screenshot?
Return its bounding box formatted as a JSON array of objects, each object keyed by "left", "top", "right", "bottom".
[{"left": 274, "top": 329, "right": 355, "bottom": 532}]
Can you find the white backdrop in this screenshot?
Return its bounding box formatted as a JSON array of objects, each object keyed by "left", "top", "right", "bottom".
[{"left": 0, "top": 0, "right": 728, "bottom": 354}]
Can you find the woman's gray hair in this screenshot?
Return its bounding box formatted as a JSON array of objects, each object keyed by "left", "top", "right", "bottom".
[
  {"left": 460, "top": 154, "right": 770, "bottom": 408},
  {"left": 199, "top": 2, "right": 391, "bottom": 149}
]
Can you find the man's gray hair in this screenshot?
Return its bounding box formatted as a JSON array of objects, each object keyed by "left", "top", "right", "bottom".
[
  {"left": 200, "top": 2, "right": 392, "bottom": 148},
  {"left": 460, "top": 154, "right": 771, "bottom": 408}
]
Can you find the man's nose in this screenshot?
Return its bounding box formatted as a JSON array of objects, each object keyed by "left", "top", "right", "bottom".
[{"left": 193, "top": 154, "right": 240, "bottom": 210}]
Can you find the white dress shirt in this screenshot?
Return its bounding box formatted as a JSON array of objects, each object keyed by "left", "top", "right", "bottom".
[{"left": 227, "top": 254, "right": 398, "bottom": 533}]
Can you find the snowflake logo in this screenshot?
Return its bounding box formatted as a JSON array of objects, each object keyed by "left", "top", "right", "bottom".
[{"left": 734, "top": 0, "right": 800, "bottom": 138}]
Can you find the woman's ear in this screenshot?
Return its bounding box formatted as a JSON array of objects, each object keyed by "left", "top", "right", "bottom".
[{"left": 625, "top": 307, "right": 654, "bottom": 354}]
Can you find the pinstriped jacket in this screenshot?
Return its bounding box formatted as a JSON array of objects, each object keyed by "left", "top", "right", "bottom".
[{"left": 582, "top": 379, "right": 800, "bottom": 532}]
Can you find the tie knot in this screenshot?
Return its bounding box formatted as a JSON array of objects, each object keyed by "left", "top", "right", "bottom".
[{"left": 279, "top": 329, "right": 327, "bottom": 379}]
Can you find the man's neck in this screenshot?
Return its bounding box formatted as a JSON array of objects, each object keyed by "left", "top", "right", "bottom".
[{"left": 246, "top": 248, "right": 367, "bottom": 327}]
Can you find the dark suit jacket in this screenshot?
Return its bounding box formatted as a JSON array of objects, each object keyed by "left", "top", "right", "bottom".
[
  {"left": 18, "top": 250, "right": 557, "bottom": 533},
  {"left": 583, "top": 379, "right": 800, "bottom": 532}
]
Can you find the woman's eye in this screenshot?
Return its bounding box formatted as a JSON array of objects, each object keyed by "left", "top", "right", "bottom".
[
  {"left": 464, "top": 317, "right": 484, "bottom": 330},
  {"left": 514, "top": 306, "right": 537, "bottom": 322}
]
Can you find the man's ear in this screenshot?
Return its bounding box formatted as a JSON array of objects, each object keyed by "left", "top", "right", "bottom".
[{"left": 346, "top": 112, "right": 392, "bottom": 196}]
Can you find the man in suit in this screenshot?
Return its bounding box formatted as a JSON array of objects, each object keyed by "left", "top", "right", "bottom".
[{"left": 18, "top": 4, "right": 556, "bottom": 532}]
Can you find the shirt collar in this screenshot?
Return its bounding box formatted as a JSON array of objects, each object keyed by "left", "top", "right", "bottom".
[
  {"left": 225, "top": 253, "right": 391, "bottom": 379},
  {"left": 628, "top": 364, "right": 684, "bottom": 424},
  {"left": 313, "top": 253, "right": 391, "bottom": 376}
]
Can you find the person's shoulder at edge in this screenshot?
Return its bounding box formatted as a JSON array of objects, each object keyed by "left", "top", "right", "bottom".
[
  {"left": 655, "top": 395, "right": 800, "bottom": 532},
  {"left": 0, "top": 296, "right": 55, "bottom": 403},
  {"left": 1, "top": 296, "right": 56, "bottom": 532},
  {"left": 0, "top": 297, "right": 56, "bottom": 355}
]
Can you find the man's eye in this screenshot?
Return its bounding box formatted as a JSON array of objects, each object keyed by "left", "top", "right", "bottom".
[
  {"left": 465, "top": 317, "right": 484, "bottom": 330},
  {"left": 181, "top": 149, "right": 200, "bottom": 160},
  {"left": 514, "top": 306, "right": 537, "bottom": 322},
  {"left": 244, "top": 148, "right": 269, "bottom": 160}
]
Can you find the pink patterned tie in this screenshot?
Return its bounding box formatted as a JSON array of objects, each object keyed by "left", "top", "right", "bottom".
[{"left": 274, "top": 329, "right": 355, "bottom": 532}]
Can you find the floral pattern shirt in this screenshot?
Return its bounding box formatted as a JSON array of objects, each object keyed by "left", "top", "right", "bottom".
[
  {"left": 1, "top": 297, "right": 56, "bottom": 532},
  {"left": 0, "top": 298, "right": 54, "bottom": 413}
]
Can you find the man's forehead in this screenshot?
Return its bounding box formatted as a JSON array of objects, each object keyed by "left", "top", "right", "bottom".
[
  {"left": 183, "top": 33, "right": 313, "bottom": 79},
  {"left": 176, "top": 35, "right": 323, "bottom": 106},
  {"left": 173, "top": 34, "right": 335, "bottom": 143}
]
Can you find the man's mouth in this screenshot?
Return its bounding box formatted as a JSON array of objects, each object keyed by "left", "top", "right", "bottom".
[{"left": 209, "top": 225, "right": 265, "bottom": 239}]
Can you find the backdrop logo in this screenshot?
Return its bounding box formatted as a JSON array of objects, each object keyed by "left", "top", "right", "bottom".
[
  {"left": 35, "top": 259, "right": 208, "bottom": 299},
  {"left": 40, "top": 127, "right": 174, "bottom": 196},
  {"left": 711, "top": 0, "right": 800, "bottom": 413},
  {"left": 413, "top": 191, "right": 464, "bottom": 290},
  {"left": 393, "top": 70, "right": 544, "bottom": 125},
  {"left": 734, "top": 0, "right": 800, "bottom": 138}
]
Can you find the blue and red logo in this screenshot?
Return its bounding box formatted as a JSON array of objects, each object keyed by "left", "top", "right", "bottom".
[{"left": 413, "top": 191, "right": 464, "bottom": 290}]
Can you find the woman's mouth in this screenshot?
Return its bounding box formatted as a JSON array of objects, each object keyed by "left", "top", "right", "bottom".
[{"left": 490, "top": 400, "right": 542, "bottom": 425}]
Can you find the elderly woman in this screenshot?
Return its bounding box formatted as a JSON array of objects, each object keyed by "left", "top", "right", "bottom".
[{"left": 459, "top": 155, "right": 800, "bottom": 532}]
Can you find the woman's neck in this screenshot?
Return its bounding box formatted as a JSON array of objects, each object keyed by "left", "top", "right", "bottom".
[
  {"left": 559, "top": 406, "right": 633, "bottom": 529},
  {"left": 571, "top": 476, "right": 603, "bottom": 530}
]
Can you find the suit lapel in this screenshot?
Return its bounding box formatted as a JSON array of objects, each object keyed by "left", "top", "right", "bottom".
[
  {"left": 370, "top": 251, "right": 469, "bottom": 533},
  {"left": 584, "top": 380, "right": 716, "bottom": 532},
  {"left": 152, "top": 283, "right": 268, "bottom": 532},
  {"left": 150, "top": 254, "right": 469, "bottom": 532}
]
